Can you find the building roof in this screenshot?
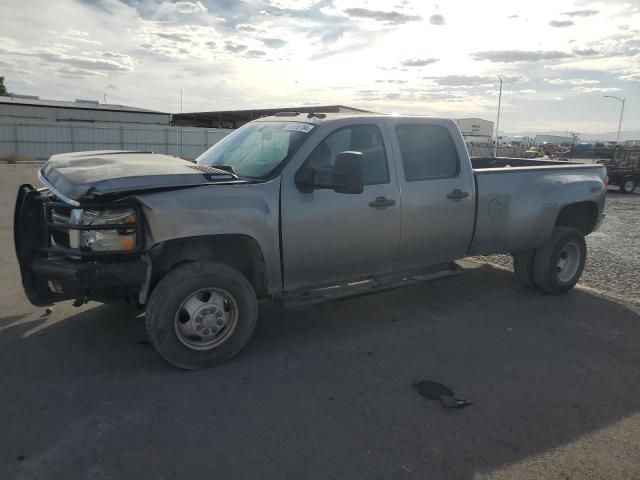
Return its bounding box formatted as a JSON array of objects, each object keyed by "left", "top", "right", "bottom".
[
  {"left": 172, "top": 105, "right": 373, "bottom": 127},
  {"left": 0, "top": 95, "right": 168, "bottom": 115}
]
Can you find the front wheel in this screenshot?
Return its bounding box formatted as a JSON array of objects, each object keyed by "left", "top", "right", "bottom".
[
  {"left": 533, "top": 227, "right": 586, "bottom": 294},
  {"left": 146, "top": 261, "right": 258, "bottom": 369}
]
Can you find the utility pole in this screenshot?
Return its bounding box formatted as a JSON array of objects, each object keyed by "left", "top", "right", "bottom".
[
  {"left": 180, "top": 89, "right": 183, "bottom": 158},
  {"left": 603, "top": 95, "right": 625, "bottom": 144},
  {"left": 494, "top": 76, "right": 503, "bottom": 157}
]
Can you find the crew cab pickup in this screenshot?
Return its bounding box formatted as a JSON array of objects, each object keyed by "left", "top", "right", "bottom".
[{"left": 14, "top": 114, "right": 607, "bottom": 369}]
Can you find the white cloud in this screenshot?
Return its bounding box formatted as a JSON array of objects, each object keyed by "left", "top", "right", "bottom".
[
  {"left": 545, "top": 78, "right": 600, "bottom": 85},
  {"left": 157, "top": 1, "right": 207, "bottom": 16},
  {"left": 619, "top": 72, "right": 640, "bottom": 81},
  {"left": 573, "top": 86, "right": 621, "bottom": 93},
  {"left": 486, "top": 89, "right": 537, "bottom": 96},
  {"left": 60, "top": 29, "right": 102, "bottom": 46},
  {"left": 267, "top": 0, "right": 321, "bottom": 9}
]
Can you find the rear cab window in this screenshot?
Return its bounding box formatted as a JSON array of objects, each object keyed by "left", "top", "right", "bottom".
[{"left": 395, "top": 124, "right": 460, "bottom": 181}]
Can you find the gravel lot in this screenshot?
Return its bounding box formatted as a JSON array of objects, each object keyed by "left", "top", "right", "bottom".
[
  {"left": 1, "top": 164, "right": 639, "bottom": 480},
  {"left": 471, "top": 187, "right": 640, "bottom": 300}
]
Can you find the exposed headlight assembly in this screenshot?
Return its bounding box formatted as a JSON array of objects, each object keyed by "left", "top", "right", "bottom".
[{"left": 69, "top": 207, "right": 138, "bottom": 252}]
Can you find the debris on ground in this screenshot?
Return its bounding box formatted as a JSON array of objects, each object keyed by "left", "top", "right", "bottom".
[
  {"left": 413, "top": 380, "right": 473, "bottom": 409},
  {"left": 439, "top": 395, "right": 473, "bottom": 409}
]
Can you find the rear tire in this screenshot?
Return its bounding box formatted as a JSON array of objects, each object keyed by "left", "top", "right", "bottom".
[
  {"left": 620, "top": 177, "right": 636, "bottom": 194},
  {"left": 513, "top": 250, "right": 537, "bottom": 288},
  {"left": 533, "top": 227, "right": 586, "bottom": 294},
  {"left": 146, "top": 261, "right": 258, "bottom": 369}
]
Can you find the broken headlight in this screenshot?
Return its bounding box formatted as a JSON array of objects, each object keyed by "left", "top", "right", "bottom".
[{"left": 70, "top": 207, "right": 137, "bottom": 252}]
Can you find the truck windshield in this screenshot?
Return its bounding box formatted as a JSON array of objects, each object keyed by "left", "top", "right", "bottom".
[{"left": 196, "top": 121, "right": 314, "bottom": 178}]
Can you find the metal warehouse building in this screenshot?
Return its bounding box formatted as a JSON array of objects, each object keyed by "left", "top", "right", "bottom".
[
  {"left": 455, "top": 118, "right": 494, "bottom": 142},
  {"left": 172, "top": 105, "right": 373, "bottom": 129},
  {"left": 0, "top": 96, "right": 230, "bottom": 160},
  {"left": 0, "top": 95, "right": 171, "bottom": 125}
]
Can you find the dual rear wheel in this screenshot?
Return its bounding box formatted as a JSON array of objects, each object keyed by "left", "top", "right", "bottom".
[{"left": 513, "top": 226, "right": 587, "bottom": 294}]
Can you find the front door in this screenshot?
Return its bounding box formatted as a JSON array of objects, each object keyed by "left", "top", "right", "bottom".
[{"left": 280, "top": 120, "right": 401, "bottom": 291}]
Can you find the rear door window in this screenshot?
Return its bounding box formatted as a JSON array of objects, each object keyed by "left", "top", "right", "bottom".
[{"left": 396, "top": 124, "right": 460, "bottom": 181}]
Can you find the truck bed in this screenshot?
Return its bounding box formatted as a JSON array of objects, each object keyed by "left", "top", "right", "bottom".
[
  {"left": 471, "top": 157, "right": 583, "bottom": 169},
  {"left": 468, "top": 158, "right": 607, "bottom": 256}
]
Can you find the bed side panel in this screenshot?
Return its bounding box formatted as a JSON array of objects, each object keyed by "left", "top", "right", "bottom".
[{"left": 468, "top": 165, "right": 606, "bottom": 255}]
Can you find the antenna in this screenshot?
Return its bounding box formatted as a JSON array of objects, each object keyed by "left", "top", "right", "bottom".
[{"left": 494, "top": 76, "right": 503, "bottom": 158}]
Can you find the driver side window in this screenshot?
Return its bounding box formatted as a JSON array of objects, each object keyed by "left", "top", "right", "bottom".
[{"left": 306, "top": 124, "right": 389, "bottom": 185}]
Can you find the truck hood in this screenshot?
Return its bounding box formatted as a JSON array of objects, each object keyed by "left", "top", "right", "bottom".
[{"left": 40, "top": 150, "right": 240, "bottom": 202}]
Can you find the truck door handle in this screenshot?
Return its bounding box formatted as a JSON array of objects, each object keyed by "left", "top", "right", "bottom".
[
  {"left": 447, "top": 189, "right": 469, "bottom": 200},
  {"left": 369, "top": 196, "right": 396, "bottom": 209}
]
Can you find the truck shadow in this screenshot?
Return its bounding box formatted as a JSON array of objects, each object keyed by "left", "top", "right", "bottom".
[{"left": 2, "top": 264, "right": 639, "bottom": 479}]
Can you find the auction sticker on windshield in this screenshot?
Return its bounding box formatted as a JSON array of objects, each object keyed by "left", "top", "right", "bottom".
[{"left": 283, "top": 123, "right": 315, "bottom": 133}]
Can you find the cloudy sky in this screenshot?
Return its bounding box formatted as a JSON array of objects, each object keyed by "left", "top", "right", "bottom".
[{"left": 1, "top": 0, "right": 638, "bottom": 135}]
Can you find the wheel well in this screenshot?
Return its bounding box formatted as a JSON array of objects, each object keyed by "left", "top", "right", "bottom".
[
  {"left": 555, "top": 202, "right": 598, "bottom": 235},
  {"left": 149, "top": 235, "right": 268, "bottom": 298}
]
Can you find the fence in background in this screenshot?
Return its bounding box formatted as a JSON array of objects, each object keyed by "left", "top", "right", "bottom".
[
  {"left": 568, "top": 145, "right": 615, "bottom": 160},
  {"left": 0, "top": 122, "right": 232, "bottom": 160},
  {"left": 467, "top": 144, "right": 527, "bottom": 158}
]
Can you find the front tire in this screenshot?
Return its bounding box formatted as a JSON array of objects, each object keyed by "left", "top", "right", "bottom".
[
  {"left": 533, "top": 227, "right": 586, "bottom": 294},
  {"left": 620, "top": 177, "right": 636, "bottom": 194},
  {"left": 146, "top": 261, "right": 258, "bottom": 369}
]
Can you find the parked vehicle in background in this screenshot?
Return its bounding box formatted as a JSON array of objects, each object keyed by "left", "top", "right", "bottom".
[
  {"left": 523, "top": 146, "right": 544, "bottom": 158},
  {"left": 599, "top": 146, "right": 640, "bottom": 194},
  {"left": 14, "top": 113, "right": 607, "bottom": 369}
]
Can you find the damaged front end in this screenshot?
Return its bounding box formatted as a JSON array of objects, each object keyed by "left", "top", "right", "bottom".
[{"left": 14, "top": 184, "right": 147, "bottom": 307}]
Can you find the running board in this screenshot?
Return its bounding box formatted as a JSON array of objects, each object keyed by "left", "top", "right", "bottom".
[{"left": 276, "top": 262, "right": 463, "bottom": 308}]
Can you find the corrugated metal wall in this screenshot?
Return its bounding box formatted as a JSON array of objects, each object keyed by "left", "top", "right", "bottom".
[
  {"left": 0, "top": 103, "right": 171, "bottom": 125},
  {"left": 0, "top": 122, "right": 231, "bottom": 160}
]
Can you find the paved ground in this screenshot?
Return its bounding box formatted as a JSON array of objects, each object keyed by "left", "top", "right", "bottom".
[{"left": 1, "top": 164, "right": 639, "bottom": 480}]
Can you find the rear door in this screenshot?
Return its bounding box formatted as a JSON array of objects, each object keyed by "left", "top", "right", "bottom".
[
  {"left": 386, "top": 118, "right": 476, "bottom": 270},
  {"left": 280, "top": 119, "right": 401, "bottom": 291}
]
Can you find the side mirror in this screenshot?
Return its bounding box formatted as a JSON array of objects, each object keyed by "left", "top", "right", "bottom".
[
  {"left": 294, "top": 165, "right": 316, "bottom": 193},
  {"left": 294, "top": 150, "right": 364, "bottom": 194},
  {"left": 333, "top": 151, "right": 364, "bottom": 194}
]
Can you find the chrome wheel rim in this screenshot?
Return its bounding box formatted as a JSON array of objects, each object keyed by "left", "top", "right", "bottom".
[
  {"left": 624, "top": 180, "right": 634, "bottom": 192},
  {"left": 556, "top": 242, "right": 581, "bottom": 283},
  {"left": 174, "top": 288, "right": 239, "bottom": 351}
]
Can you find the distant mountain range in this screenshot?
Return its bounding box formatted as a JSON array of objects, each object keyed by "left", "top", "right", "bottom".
[{"left": 503, "top": 131, "right": 640, "bottom": 142}]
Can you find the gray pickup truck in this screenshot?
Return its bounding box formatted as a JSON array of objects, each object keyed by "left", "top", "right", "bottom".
[{"left": 14, "top": 113, "right": 607, "bottom": 369}]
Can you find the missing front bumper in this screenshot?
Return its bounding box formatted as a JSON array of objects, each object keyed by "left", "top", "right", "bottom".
[
  {"left": 31, "top": 257, "right": 147, "bottom": 304},
  {"left": 14, "top": 183, "right": 146, "bottom": 306}
]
